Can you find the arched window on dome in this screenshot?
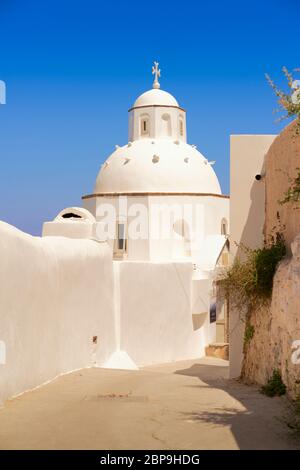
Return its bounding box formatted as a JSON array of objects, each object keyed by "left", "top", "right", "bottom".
[
  {"left": 179, "top": 116, "right": 184, "bottom": 137},
  {"left": 140, "top": 115, "right": 150, "bottom": 137},
  {"left": 221, "top": 218, "right": 228, "bottom": 236},
  {"left": 161, "top": 113, "right": 171, "bottom": 137}
]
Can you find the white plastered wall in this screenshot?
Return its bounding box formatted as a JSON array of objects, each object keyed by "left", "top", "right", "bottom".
[
  {"left": 85, "top": 195, "right": 151, "bottom": 260},
  {"left": 117, "top": 261, "right": 207, "bottom": 365},
  {"left": 148, "top": 195, "right": 229, "bottom": 265},
  {"left": 85, "top": 194, "right": 229, "bottom": 265},
  {"left": 0, "top": 222, "right": 115, "bottom": 404}
]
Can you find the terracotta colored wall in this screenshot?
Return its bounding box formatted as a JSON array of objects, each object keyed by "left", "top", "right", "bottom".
[{"left": 265, "top": 120, "right": 300, "bottom": 250}]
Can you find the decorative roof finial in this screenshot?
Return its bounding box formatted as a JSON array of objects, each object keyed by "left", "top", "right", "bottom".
[{"left": 152, "top": 61, "right": 161, "bottom": 89}]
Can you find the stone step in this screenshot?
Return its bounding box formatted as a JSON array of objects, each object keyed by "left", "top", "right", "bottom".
[{"left": 205, "top": 343, "right": 229, "bottom": 360}]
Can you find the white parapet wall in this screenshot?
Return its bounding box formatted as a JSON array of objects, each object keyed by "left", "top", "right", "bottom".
[{"left": 0, "top": 221, "right": 115, "bottom": 404}]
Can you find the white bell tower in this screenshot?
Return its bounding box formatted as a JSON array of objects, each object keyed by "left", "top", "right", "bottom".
[{"left": 128, "top": 62, "right": 187, "bottom": 143}]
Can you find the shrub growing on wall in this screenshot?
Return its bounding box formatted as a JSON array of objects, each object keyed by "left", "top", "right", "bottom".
[
  {"left": 218, "top": 233, "right": 286, "bottom": 315},
  {"left": 279, "top": 168, "right": 300, "bottom": 206},
  {"left": 261, "top": 369, "right": 287, "bottom": 397},
  {"left": 266, "top": 66, "right": 300, "bottom": 133}
]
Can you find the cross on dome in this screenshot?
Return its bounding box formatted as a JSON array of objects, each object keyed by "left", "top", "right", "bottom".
[{"left": 152, "top": 61, "right": 161, "bottom": 89}]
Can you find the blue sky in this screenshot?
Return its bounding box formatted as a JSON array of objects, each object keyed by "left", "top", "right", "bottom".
[{"left": 0, "top": 0, "right": 299, "bottom": 235}]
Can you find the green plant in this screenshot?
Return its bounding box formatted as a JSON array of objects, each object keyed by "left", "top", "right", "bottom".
[
  {"left": 279, "top": 169, "right": 300, "bottom": 206},
  {"left": 261, "top": 369, "right": 287, "bottom": 397},
  {"left": 266, "top": 66, "right": 300, "bottom": 133},
  {"left": 244, "top": 324, "right": 255, "bottom": 347},
  {"left": 218, "top": 234, "right": 286, "bottom": 314},
  {"left": 254, "top": 233, "right": 286, "bottom": 295}
]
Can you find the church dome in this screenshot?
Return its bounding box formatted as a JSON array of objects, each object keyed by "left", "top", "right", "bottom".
[
  {"left": 89, "top": 63, "right": 222, "bottom": 197},
  {"left": 94, "top": 139, "right": 221, "bottom": 194},
  {"left": 133, "top": 89, "right": 179, "bottom": 109}
]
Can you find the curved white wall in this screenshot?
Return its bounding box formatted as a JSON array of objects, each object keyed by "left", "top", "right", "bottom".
[{"left": 0, "top": 222, "right": 115, "bottom": 404}]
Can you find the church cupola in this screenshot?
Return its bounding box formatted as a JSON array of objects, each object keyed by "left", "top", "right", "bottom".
[{"left": 128, "top": 62, "right": 187, "bottom": 143}]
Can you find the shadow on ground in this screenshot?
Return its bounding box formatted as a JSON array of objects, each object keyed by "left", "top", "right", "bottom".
[{"left": 175, "top": 362, "right": 299, "bottom": 450}]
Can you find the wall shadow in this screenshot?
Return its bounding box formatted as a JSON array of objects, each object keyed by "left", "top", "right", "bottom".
[{"left": 235, "top": 160, "right": 266, "bottom": 260}]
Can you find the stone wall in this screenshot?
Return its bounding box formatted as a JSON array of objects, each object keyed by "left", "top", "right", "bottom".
[
  {"left": 242, "top": 235, "right": 300, "bottom": 398},
  {"left": 265, "top": 120, "right": 300, "bottom": 251},
  {"left": 238, "top": 120, "right": 300, "bottom": 395}
]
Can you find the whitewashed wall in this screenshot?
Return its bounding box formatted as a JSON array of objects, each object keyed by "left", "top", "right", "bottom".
[
  {"left": 0, "top": 222, "right": 115, "bottom": 404},
  {"left": 117, "top": 261, "right": 206, "bottom": 365},
  {"left": 84, "top": 194, "right": 229, "bottom": 264},
  {"left": 148, "top": 195, "right": 229, "bottom": 264},
  {"left": 0, "top": 221, "right": 215, "bottom": 403}
]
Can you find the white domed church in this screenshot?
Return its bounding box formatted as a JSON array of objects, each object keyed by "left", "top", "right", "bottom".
[{"left": 43, "top": 63, "right": 230, "bottom": 368}]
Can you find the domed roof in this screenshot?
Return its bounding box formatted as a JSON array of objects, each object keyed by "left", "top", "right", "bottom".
[
  {"left": 133, "top": 89, "right": 179, "bottom": 108},
  {"left": 94, "top": 140, "right": 221, "bottom": 194}
]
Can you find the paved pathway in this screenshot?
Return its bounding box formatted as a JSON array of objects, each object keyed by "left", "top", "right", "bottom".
[{"left": 0, "top": 357, "right": 299, "bottom": 449}]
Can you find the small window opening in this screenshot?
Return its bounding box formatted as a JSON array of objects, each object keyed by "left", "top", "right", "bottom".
[
  {"left": 117, "top": 223, "right": 126, "bottom": 250},
  {"left": 141, "top": 118, "right": 149, "bottom": 135},
  {"left": 62, "top": 213, "right": 82, "bottom": 219},
  {"left": 221, "top": 218, "right": 228, "bottom": 236},
  {"left": 179, "top": 119, "right": 184, "bottom": 136},
  {"left": 114, "top": 222, "right": 127, "bottom": 257}
]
